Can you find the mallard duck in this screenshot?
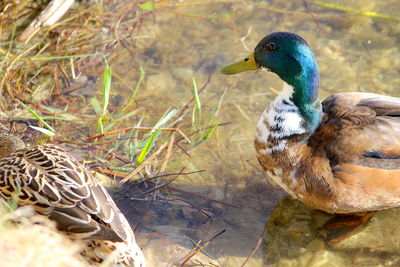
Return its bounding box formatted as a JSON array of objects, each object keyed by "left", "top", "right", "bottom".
[
  {"left": 0, "top": 134, "right": 145, "bottom": 267},
  {"left": 221, "top": 32, "right": 400, "bottom": 215}
]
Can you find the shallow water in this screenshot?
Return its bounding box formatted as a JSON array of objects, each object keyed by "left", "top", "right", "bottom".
[{"left": 108, "top": 1, "right": 400, "bottom": 266}]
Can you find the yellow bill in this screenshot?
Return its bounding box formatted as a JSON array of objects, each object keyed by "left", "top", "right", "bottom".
[{"left": 220, "top": 52, "right": 260, "bottom": 75}]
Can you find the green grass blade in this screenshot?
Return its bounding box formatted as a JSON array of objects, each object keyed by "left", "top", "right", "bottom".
[
  {"left": 140, "top": 1, "right": 155, "bottom": 11},
  {"left": 90, "top": 97, "right": 102, "bottom": 115},
  {"left": 136, "top": 129, "right": 159, "bottom": 164},
  {"left": 29, "top": 126, "right": 56, "bottom": 137},
  {"left": 104, "top": 109, "right": 139, "bottom": 131},
  {"left": 33, "top": 53, "right": 100, "bottom": 61},
  {"left": 193, "top": 77, "right": 201, "bottom": 111},
  {"left": 216, "top": 87, "right": 227, "bottom": 117},
  {"left": 313, "top": 1, "right": 400, "bottom": 21},
  {"left": 192, "top": 105, "right": 197, "bottom": 131},
  {"left": 189, "top": 118, "right": 221, "bottom": 151},
  {"left": 0, "top": 53, "right": 100, "bottom": 61},
  {"left": 122, "top": 67, "right": 145, "bottom": 113},
  {"left": 13, "top": 116, "right": 85, "bottom": 124},
  {"left": 202, "top": 119, "right": 221, "bottom": 140},
  {"left": 192, "top": 77, "right": 202, "bottom": 129},
  {"left": 17, "top": 100, "right": 56, "bottom": 133},
  {"left": 93, "top": 62, "right": 113, "bottom": 135},
  {"left": 97, "top": 117, "right": 105, "bottom": 134},
  {"left": 153, "top": 108, "right": 179, "bottom": 130},
  {"left": 41, "top": 105, "right": 80, "bottom": 121},
  {"left": 102, "top": 63, "right": 112, "bottom": 116},
  {"left": 136, "top": 108, "right": 179, "bottom": 164}
]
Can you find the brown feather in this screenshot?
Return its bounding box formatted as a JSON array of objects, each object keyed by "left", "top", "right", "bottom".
[
  {"left": 256, "top": 92, "right": 400, "bottom": 214},
  {"left": 332, "top": 163, "right": 400, "bottom": 211},
  {"left": 0, "top": 138, "right": 145, "bottom": 266},
  {"left": 315, "top": 92, "right": 400, "bottom": 163},
  {"left": 0, "top": 145, "right": 127, "bottom": 241}
]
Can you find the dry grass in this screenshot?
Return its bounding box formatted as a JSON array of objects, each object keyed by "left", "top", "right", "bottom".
[
  {"left": 0, "top": 0, "right": 149, "bottom": 111},
  {"left": 0, "top": 1, "right": 150, "bottom": 266}
]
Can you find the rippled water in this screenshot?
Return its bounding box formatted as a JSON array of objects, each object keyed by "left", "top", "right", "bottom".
[{"left": 109, "top": 1, "right": 400, "bottom": 266}]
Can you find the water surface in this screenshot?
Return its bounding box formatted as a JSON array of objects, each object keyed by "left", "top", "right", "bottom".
[{"left": 109, "top": 1, "right": 400, "bottom": 266}]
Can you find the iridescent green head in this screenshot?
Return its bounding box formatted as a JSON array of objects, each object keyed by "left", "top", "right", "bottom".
[{"left": 221, "top": 32, "right": 320, "bottom": 107}]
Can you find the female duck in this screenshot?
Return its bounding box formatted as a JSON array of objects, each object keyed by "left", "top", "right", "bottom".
[
  {"left": 221, "top": 32, "right": 400, "bottom": 214},
  {"left": 0, "top": 134, "right": 145, "bottom": 266}
]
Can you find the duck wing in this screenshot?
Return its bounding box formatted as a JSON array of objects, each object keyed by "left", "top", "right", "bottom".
[
  {"left": 310, "top": 93, "right": 400, "bottom": 211},
  {"left": 0, "top": 144, "right": 131, "bottom": 242},
  {"left": 314, "top": 92, "right": 400, "bottom": 164}
]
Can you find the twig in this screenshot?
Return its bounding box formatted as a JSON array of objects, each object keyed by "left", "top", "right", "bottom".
[
  {"left": 181, "top": 230, "right": 226, "bottom": 266},
  {"left": 168, "top": 186, "right": 240, "bottom": 209},
  {"left": 160, "top": 134, "right": 175, "bottom": 173},
  {"left": 83, "top": 126, "right": 190, "bottom": 143},
  {"left": 303, "top": 0, "right": 323, "bottom": 31},
  {"left": 141, "top": 170, "right": 206, "bottom": 182},
  {"left": 20, "top": 0, "right": 76, "bottom": 42},
  {"left": 240, "top": 222, "right": 267, "bottom": 267},
  {"left": 171, "top": 197, "right": 212, "bottom": 219}
]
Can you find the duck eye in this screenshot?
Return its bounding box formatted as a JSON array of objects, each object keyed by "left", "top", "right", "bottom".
[{"left": 266, "top": 42, "right": 277, "bottom": 51}]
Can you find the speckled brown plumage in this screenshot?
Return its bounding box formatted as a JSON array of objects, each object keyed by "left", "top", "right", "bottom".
[{"left": 0, "top": 135, "right": 145, "bottom": 267}]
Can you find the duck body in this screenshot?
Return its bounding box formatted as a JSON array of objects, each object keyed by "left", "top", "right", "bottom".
[
  {"left": 0, "top": 137, "right": 145, "bottom": 267},
  {"left": 222, "top": 32, "right": 400, "bottom": 214}
]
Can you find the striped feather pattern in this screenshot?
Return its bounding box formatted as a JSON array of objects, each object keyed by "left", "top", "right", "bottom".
[{"left": 0, "top": 137, "right": 145, "bottom": 267}]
